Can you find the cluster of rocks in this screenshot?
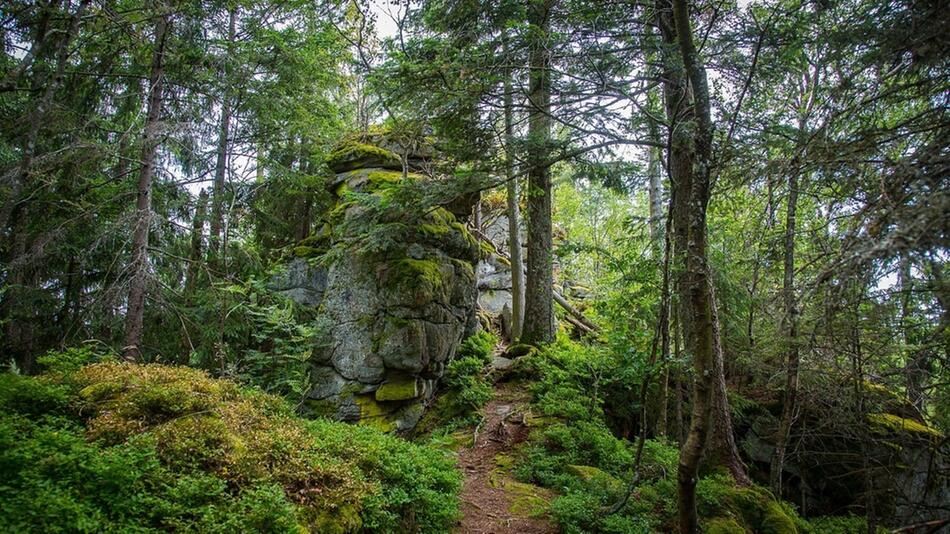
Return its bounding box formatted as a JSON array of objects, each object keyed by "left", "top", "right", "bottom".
[{"left": 270, "top": 132, "right": 480, "bottom": 432}]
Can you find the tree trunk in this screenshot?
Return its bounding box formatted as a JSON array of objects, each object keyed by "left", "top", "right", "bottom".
[
  {"left": 503, "top": 52, "right": 525, "bottom": 340},
  {"left": 184, "top": 189, "right": 209, "bottom": 296},
  {"left": 899, "top": 255, "right": 926, "bottom": 411},
  {"left": 122, "top": 13, "right": 170, "bottom": 361},
  {"left": 521, "top": 0, "right": 554, "bottom": 346},
  {"left": 0, "top": 0, "right": 90, "bottom": 372},
  {"left": 770, "top": 162, "right": 801, "bottom": 497},
  {"left": 0, "top": 0, "right": 56, "bottom": 92},
  {"left": 209, "top": 7, "right": 236, "bottom": 259},
  {"left": 647, "top": 88, "right": 670, "bottom": 437},
  {"left": 658, "top": 0, "right": 749, "bottom": 530}
]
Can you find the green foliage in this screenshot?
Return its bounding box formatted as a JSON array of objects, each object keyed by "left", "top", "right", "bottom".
[
  {"left": 0, "top": 363, "right": 463, "bottom": 533},
  {"left": 807, "top": 515, "right": 887, "bottom": 534},
  {"left": 0, "top": 373, "right": 70, "bottom": 417},
  {"left": 429, "top": 330, "right": 497, "bottom": 428},
  {"left": 0, "top": 413, "right": 301, "bottom": 533},
  {"left": 185, "top": 276, "right": 317, "bottom": 399},
  {"left": 304, "top": 419, "right": 462, "bottom": 533}
]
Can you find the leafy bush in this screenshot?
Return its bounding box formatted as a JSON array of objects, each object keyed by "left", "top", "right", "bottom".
[
  {"left": 0, "top": 360, "right": 462, "bottom": 533},
  {"left": 419, "top": 329, "right": 497, "bottom": 431}
]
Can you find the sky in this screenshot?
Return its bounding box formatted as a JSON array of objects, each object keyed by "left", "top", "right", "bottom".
[{"left": 368, "top": 1, "right": 402, "bottom": 39}]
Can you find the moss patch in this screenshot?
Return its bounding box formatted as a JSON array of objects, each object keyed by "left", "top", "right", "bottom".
[
  {"left": 67, "top": 362, "right": 369, "bottom": 531},
  {"left": 488, "top": 470, "right": 554, "bottom": 519},
  {"left": 375, "top": 376, "right": 420, "bottom": 402},
  {"left": 707, "top": 517, "right": 747, "bottom": 534},
  {"left": 327, "top": 140, "right": 400, "bottom": 171},
  {"left": 382, "top": 258, "right": 447, "bottom": 303},
  {"left": 353, "top": 394, "right": 397, "bottom": 433},
  {"left": 868, "top": 412, "right": 942, "bottom": 438},
  {"left": 565, "top": 464, "right": 623, "bottom": 492}
]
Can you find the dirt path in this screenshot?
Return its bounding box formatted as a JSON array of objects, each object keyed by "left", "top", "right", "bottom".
[{"left": 455, "top": 381, "right": 559, "bottom": 534}]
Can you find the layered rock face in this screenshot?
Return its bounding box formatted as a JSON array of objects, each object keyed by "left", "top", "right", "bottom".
[{"left": 284, "top": 133, "right": 479, "bottom": 432}]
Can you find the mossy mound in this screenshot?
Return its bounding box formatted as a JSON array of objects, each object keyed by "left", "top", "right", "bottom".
[
  {"left": 698, "top": 476, "right": 800, "bottom": 534},
  {"left": 2, "top": 362, "right": 462, "bottom": 533},
  {"left": 72, "top": 362, "right": 369, "bottom": 530},
  {"left": 707, "top": 517, "right": 747, "bottom": 534}
]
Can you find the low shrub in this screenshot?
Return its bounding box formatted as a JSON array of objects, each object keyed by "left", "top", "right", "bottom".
[{"left": 0, "top": 358, "right": 462, "bottom": 533}]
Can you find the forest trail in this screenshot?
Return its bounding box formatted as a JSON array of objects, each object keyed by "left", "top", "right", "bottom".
[{"left": 455, "top": 373, "right": 558, "bottom": 534}]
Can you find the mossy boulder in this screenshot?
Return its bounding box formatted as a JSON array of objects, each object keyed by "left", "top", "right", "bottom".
[
  {"left": 867, "top": 412, "right": 942, "bottom": 440},
  {"left": 326, "top": 140, "right": 402, "bottom": 173}
]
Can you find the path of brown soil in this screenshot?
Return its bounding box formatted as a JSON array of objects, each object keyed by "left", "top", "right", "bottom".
[{"left": 455, "top": 381, "right": 559, "bottom": 534}]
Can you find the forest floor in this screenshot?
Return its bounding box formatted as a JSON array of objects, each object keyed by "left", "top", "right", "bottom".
[{"left": 455, "top": 377, "right": 558, "bottom": 534}]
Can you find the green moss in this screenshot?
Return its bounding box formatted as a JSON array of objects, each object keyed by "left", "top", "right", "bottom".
[
  {"left": 6, "top": 364, "right": 464, "bottom": 533},
  {"left": 419, "top": 223, "right": 451, "bottom": 239},
  {"left": 326, "top": 140, "right": 400, "bottom": 170},
  {"left": 504, "top": 344, "right": 538, "bottom": 358},
  {"left": 353, "top": 394, "right": 397, "bottom": 433},
  {"left": 707, "top": 517, "right": 747, "bottom": 534},
  {"left": 309, "top": 504, "right": 362, "bottom": 534},
  {"left": 761, "top": 501, "right": 798, "bottom": 534},
  {"left": 495, "top": 453, "right": 516, "bottom": 471},
  {"left": 867, "top": 412, "right": 942, "bottom": 438},
  {"left": 487, "top": 472, "right": 553, "bottom": 518},
  {"left": 383, "top": 258, "right": 446, "bottom": 303},
  {"left": 301, "top": 398, "right": 338, "bottom": 418},
  {"left": 293, "top": 245, "right": 322, "bottom": 258},
  {"left": 375, "top": 376, "right": 419, "bottom": 402},
  {"left": 60, "top": 363, "right": 370, "bottom": 531},
  {"left": 510, "top": 494, "right": 549, "bottom": 518}
]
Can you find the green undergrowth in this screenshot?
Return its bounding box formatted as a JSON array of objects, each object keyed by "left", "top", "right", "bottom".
[
  {"left": 0, "top": 352, "right": 461, "bottom": 533},
  {"left": 507, "top": 337, "right": 881, "bottom": 533},
  {"left": 415, "top": 329, "right": 497, "bottom": 438}
]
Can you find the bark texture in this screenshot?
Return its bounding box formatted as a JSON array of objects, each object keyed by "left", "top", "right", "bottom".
[{"left": 521, "top": 0, "right": 555, "bottom": 346}]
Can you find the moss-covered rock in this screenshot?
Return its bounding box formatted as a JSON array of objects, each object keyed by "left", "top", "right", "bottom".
[
  {"left": 326, "top": 140, "right": 401, "bottom": 173},
  {"left": 868, "top": 412, "right": 942, "bottom": 439},
  {"left": 353, "top": 394, "right": 398, "bottom": 433},
  {"left": 301, "top": 134, "right": 480, "bottom": 433}
]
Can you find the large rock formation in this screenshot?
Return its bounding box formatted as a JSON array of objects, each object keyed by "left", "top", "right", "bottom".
[
  {"left": 277, "top": 132, "right": 480, "bottom": 432},
  {"left": 734, "top": 376, "right": 949, "bottom": 526}
]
